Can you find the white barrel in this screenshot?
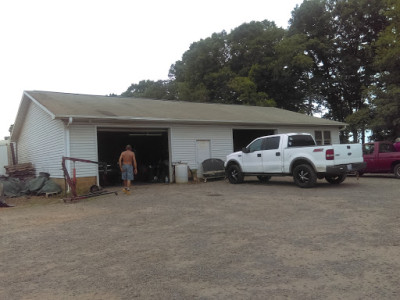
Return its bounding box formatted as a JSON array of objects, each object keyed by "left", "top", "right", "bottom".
[{"left": 175, "top": 163, "right": 188, "bottom": 183}]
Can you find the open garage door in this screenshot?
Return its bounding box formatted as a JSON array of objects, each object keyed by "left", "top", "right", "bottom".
[
  {"left": 97, "top": 128, "right": 169, "bottom": 186},
  {"left": 232, "top": 129, "right": 275, "bottom": 152}
]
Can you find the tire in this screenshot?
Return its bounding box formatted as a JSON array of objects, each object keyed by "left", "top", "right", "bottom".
[
  {"left": 293, "top": 164, "right": 317, "bottom": 188},
  {"left": 257, "top": 175, "right": 271, "bottom": 183},
  {"left": 90, "top": 185, "right": 100, "bottom": 193},
  {"left": 394, "top": 164, "right": 400, "bottom": 179},
  {"left": 325, "top": 174, "right": 347, "bottom": 184},
  {"left": 226, "top": 164, "right": 244, "bottom": 184}
]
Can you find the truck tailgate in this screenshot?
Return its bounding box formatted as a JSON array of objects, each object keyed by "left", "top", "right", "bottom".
[{"left": 332, "top": 144, "right": 364, "bottom": 165}]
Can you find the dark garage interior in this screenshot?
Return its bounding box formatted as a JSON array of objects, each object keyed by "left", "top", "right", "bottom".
[
  {"left": 97, "top": 129, "right": 169, "bottom": 186},
  {"left": 233, "top": 129, "right": 275, "bottom": 152}
]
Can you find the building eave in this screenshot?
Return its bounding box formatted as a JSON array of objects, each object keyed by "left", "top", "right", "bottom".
[{"left": 56, "top": 115, "right": 346, "bottom": 128}]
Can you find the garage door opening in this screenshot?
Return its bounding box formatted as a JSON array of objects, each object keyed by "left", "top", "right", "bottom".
[
  {"left": 233, "top": 129, "right": 275, "bottom": 152},
  {"left": 97, "top": 129, "right": 169, "bottom": 186}
]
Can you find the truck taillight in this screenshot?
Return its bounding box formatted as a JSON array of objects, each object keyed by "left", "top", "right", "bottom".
[{"left": 326, "top": 149, "right": 334, "bottom": 160}]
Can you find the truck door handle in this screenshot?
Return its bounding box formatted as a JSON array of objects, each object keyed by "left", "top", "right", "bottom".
[
  {"left": 276, "top": 152, "right": 281, "bottom": 156},
  {"left": 257, "top": 153, "right": 262, "bottom": 157}
]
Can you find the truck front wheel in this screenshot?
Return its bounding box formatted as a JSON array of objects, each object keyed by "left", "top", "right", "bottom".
[
  {"left": 293, "top": 164, "right": 317, "bottom": 188},
  {"left": 394, "top": 164, "right": 400, "bottom": 179},
  {"left": 325, "top": 174, "right": 347, "bottom": 184},
  {"left": 226, "top": 164, "right": 244, "bottom": 184}
]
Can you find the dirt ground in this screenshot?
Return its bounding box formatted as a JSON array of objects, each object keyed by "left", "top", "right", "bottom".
[{"left": 1, "top": 175, "right": 399, "bottom": 300}]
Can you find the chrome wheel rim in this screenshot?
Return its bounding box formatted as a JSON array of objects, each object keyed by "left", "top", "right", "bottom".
[
  {"left": 298, "top": 169, "right": 309, "bottom": 182},
  {"left": 231, "top": 170, "right": 238, "bottom": 180}
]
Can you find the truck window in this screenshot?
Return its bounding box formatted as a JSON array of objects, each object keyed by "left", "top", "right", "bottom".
[
  {"left": 363, "top": 144, "right": 374, "bottom": 155},
  {"left": 288, "top": 135, "right": 316, "bottom": 147},
  {"left": 379, "top": 143, "right": 395, "bottom": 153},
  {"left": 262, "top": 136, "right": 280, "bottom": 150},
  {"left": 248, "top": 138, "right": 263, "bottom": 152}
]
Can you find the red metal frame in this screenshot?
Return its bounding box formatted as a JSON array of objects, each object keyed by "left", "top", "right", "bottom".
[{"left": 62, "top": 156, "right": 117, "bottom": 202}]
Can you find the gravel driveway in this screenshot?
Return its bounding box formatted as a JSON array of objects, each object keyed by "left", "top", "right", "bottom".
[{"left": 1, "top": 175, "right": 399, "bottom": 299}]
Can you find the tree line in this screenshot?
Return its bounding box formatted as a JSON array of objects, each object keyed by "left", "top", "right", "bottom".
[{"left": 120, "top": 0, "right": 399, "bottom": 143}]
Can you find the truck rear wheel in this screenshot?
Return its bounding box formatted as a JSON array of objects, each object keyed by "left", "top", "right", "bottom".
[
  {"left": 293, "top": 164, "right": 317, "bottom": 188},
  {"left": 394, "top": 164, "right": 400, "bottom": 179},
  {"left": 325, "top": 174, "right": 347, "bottom": 184},
  {"left": 226, "top": 164, "right": 244, "bottom": 184}
]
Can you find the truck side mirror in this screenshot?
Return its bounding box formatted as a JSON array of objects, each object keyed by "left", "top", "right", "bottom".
[{"left": 242, "top": 147, "right": 250, "bottom": 153}]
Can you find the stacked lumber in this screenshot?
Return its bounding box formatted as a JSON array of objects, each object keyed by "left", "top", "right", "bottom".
[{"left": 5, "top": 163, "right": 36, "bottom": 180}]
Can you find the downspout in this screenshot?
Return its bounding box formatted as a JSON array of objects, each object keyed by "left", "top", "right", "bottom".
[
  {"left": 64, "top": 118, "right": 73, "bottom": 193},
  {"left": 65, "top": 117, "right": 73, "bottom": 157},
  {"left": 67, "top": 117, "right": 73, "bottom": 127}
]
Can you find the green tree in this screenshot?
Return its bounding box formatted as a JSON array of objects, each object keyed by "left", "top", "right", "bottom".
[
  {"left": 270, "top": 32, "right": 316, "bottom": 114},
  {"left": 288, "top": 0, "right": 388, "bottom": 142},
  {"left": 372, "top": 0, "right": 400, "bottom": 139},
  {"left": 228, "top": 76, "right": 276, "bottom": 106},
  {"left": 169, "top": 31, "right": 229, "bottom": 102},
  {"left": 169, "top": 21, "right": 287, "bottom": 108},
  {"left": 231, "top": 22, "right": 302, "bottom": 110},
  {"left": 345, "top": 106, "right": 373, "bottom": 143},
  {"left": 121, "top": 80, "right": 176, "bottom": 100}
]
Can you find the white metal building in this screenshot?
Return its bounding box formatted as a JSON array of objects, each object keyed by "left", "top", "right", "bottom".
[{"left": 10, "top": 91, "right": 346, "bottom": 190}]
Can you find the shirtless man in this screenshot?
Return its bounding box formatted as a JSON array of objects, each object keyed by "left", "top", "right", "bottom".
[{"left": 118, "top": 145, "right": 137, "bottom": 194}]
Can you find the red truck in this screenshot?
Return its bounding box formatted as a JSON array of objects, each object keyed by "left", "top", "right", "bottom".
[{"left": 361, "top": 141, "right": 400, "bottom": 178}]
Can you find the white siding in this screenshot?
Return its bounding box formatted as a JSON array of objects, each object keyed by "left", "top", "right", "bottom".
[
  {"left": 170, "top": 125, "right": 342, "bottom": 175},
  {"left": 0, "top": 141, "right": 9, "bottom": 175},
  {"left": 68, "top": 125, "right": 98, "bottom": 177},
  {"left": 171, "top": 125, "right": 232, "bottom": 171},
  {"left": 276, "top": 126, "right": 341, "bottom": 144},
  {"left": 16, "top": 102, "right": 65, "bottom": 177}
]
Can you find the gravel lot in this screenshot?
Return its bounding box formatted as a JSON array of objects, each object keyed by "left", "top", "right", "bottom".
[{"left": 1, "top": 175, "right": 399, "bottom": 299}]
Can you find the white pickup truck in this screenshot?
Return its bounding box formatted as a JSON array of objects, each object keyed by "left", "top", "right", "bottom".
[{"left": 224, "top": 133, "right": 366, "bottom": 188}]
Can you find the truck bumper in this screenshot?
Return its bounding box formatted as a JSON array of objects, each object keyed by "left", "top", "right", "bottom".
[{"left": 326, "top": 162, "right": 367, "bottom": 175}]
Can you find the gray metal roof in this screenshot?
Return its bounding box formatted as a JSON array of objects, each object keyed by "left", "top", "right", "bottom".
[
  {"left": 11, "top": 90, "right": 345, "bottom": 141},
  {"left": 22, "top": 90, "right": 345, "bottom": 126}
]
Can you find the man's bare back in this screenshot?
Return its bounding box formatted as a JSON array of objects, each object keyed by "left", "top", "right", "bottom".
[{"left": 119, "top": 150, "right": 135, "bottom": 165}]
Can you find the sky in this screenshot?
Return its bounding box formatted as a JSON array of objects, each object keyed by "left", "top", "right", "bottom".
[{"left": 0, "top": 0, "right": 303, "bottom": 139}]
